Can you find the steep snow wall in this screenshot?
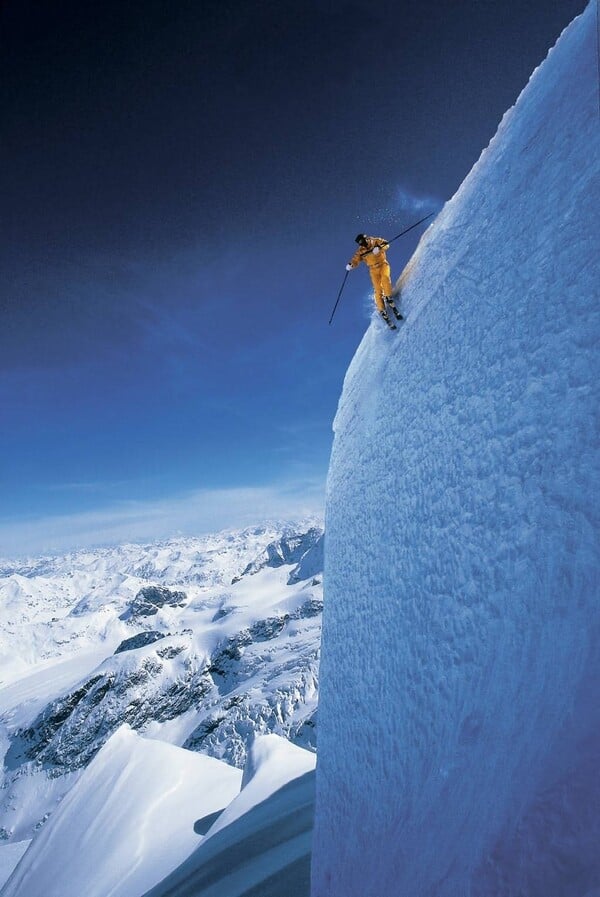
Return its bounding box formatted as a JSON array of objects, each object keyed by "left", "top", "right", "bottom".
[{"left": 312, "top": 6, "right": 599, "bottom": 897}]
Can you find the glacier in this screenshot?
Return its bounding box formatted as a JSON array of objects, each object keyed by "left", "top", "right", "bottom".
[{"left": 312, "top": 5, "right": 599, "bottom": 897}]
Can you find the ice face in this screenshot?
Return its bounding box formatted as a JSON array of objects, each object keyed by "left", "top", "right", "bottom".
[{"left": 312, "top": 5, "right": 600, "bottom": 896}]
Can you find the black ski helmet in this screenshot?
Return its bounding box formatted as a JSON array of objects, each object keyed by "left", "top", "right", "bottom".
[{"left": 355, "top": 233, "right": 367, "bottom": 245}]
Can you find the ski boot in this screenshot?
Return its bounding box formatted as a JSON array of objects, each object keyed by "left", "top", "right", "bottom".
[
  {"left": 385, "top": 296, "right": 403, "bottom": 321},
  {"left": 380, "top": 309, "right": 397, "bottom": 330}
]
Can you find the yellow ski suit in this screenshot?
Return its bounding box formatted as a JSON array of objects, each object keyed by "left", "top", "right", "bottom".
[{"left": 348, "top": 236, "right": 393, "bottom": 312}]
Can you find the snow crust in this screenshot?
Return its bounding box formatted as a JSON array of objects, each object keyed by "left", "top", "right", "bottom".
[
  {"left": 1, "top": 725, "right": 242, "bottom": 897},
  {"left": 313, "top": 6, "right": 599, "bottom": 896}
]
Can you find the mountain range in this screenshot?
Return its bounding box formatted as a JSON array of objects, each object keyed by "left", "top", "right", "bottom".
[{"left": 0, "top": 522, "right": 323, "bottom": 894}]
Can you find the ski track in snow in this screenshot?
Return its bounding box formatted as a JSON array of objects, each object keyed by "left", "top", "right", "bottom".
[{"left": 313, "top": 5, "right": 599, "bottom": 897}]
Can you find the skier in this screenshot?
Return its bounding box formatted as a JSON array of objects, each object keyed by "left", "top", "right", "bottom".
[{"left": 346, "top": 233, "right": 403, "bottom": 329}]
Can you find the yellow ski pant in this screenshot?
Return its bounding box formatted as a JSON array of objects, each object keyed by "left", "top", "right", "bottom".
[{"left": 369, "top": 262, "right": 393, "bottom": 312}]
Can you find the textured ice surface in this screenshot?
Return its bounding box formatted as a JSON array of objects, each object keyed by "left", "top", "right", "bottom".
[{"left": 312, "top": 5, "right": 599, "bottom": 896}]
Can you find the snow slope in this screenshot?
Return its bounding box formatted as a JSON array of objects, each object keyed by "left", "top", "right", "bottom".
[
  {"left": 0, "top": 844, "right": 29, "bottom": 892},
  {"left": 1, "top": 725, "right": 242, "bottom": 897},
  {"left": 313, "top": 6, "right": 599, "bottom": 897}
]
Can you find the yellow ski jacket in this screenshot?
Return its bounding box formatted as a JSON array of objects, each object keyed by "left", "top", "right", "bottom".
[{"left": 348, "top": 236, "right": 390, "bottom": 269}]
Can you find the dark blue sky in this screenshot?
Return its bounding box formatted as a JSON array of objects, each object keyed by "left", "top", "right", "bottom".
[{"left": 0, "top": 0, "right": 584, "bottom": 554}]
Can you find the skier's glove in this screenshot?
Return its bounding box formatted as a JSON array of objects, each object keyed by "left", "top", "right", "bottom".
[
  {"left": 345, "top": 264, "right": 353, "bottom": 271},
  {"left": 372, "top": 246, "right": 380, "bottom": 255}
]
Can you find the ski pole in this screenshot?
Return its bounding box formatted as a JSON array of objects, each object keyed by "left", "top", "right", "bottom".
[
  {"left": 328, "top": 270, "right": 349, "bottom": 325},
  {"left": 359, "top": 211, "right": 436, "bottom": 258},
  {"left": 388, "top": 211, "right": 435, "bottom": 244}
]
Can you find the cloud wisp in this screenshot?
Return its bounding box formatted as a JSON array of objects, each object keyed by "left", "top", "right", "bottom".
[
  {"left": 394, "top": 186, "right": 443, "bottom": 216},
  {"left": 0, "top": 480, "right": 325, "bottom": 559},
  {"left": 367, "top": 186, "right": 444, "bottom": 230}
]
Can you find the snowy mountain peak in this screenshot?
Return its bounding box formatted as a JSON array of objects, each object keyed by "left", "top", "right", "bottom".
[
  {"left": 233, "top": 526, "right": 323, "bottom": 584},
  {"left": 241, "top": 732, "right": 317, "bottom": 791}
]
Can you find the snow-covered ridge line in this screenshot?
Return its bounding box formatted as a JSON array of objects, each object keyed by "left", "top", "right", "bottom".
[
  {"left": 1, "top": 727, "right": 317, "bottom": 897},
  {"left": 0, "top": 517, "right": 323, "bottom": 574}
]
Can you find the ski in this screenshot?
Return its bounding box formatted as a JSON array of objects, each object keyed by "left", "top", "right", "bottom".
[{"left": 385, "top": 297, "right": 403, "bottom": 321}]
